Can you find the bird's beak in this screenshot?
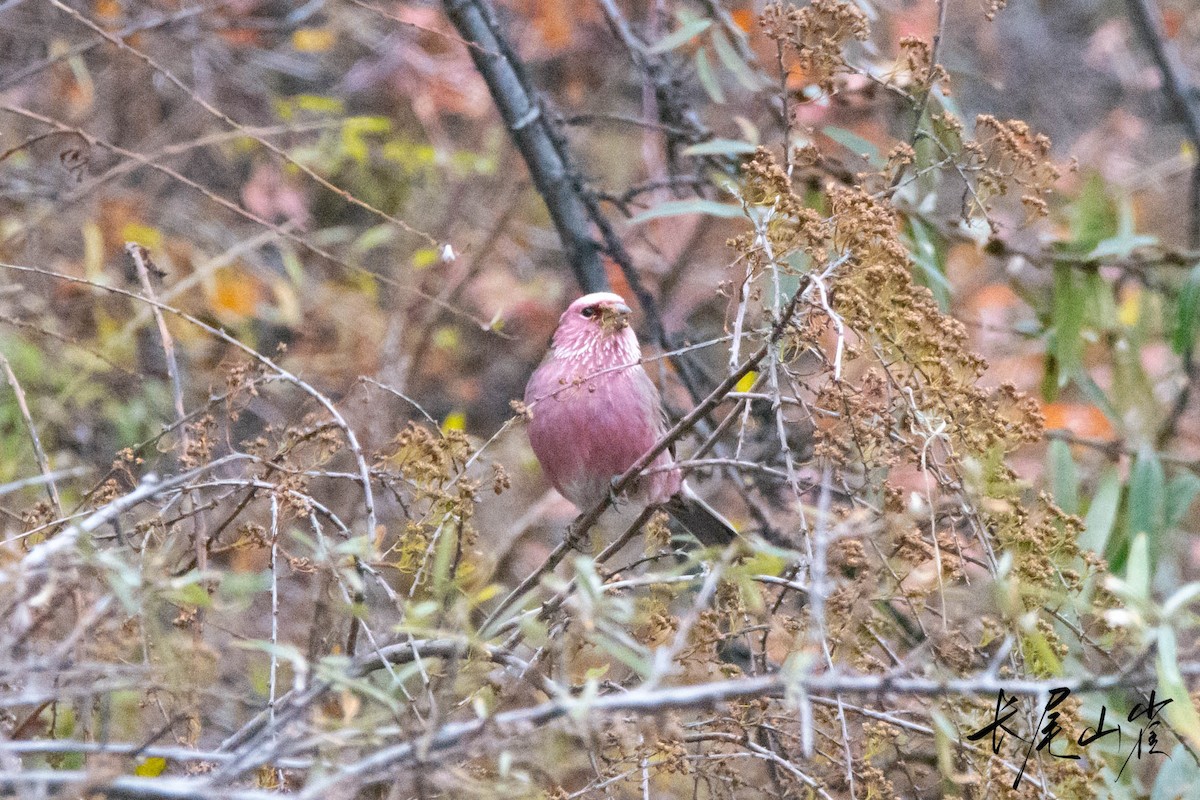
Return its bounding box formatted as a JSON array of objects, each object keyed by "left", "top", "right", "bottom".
[{"left": 599, "top": 302, "right": 632, "bottom": 331}]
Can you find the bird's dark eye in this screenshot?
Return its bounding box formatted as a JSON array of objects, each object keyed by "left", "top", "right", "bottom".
[{"left": 581, "top": 306, "right": 597, "bottom": 318}]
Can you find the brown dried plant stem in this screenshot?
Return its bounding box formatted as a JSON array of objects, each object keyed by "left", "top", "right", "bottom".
[
  {"left": 444, "top": 0, "right": 717, "bottom": 406},
  {"left": 1125, "top": 0, "right": 1200, "bottom": 448},
  {"left": 127, "top": 244, "right": 210, "bottom": 629},
  {"left": 1125, "top": 0, "right": 1200, "bottom": 249},
  {"left": 889, "top": 0, "right": 947, "bottom": 190},
  {"left": 0, "top": 103, "right": 496, "bottom": 334},
  {"left": 0, "top": 261, "right": 379, "bottom": 556},
  {"left": 299, "top": 660, "right": 1200, "bottom": 794}
]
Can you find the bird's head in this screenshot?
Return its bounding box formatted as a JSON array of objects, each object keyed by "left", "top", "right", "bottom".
[{"left": 551, "top": 292, "right": 639, "bottom": 362}]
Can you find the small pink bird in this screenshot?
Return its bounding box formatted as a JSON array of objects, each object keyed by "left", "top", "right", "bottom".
[{"left": 524, "top": 292, "right": 736, "bottom": 545}]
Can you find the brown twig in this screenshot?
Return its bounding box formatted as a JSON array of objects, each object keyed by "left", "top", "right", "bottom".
[
  {"left": 0, "top": 261, "right": 379, "bottom": 548},
  {"left": 128, "top": 243, "right": 211, "bottom": 639},
  {"left": 0, "top": 104, "right": 496, "bottom": 333},
  {"left": 45, "top": 0, "right": 440, "bottom": 249}
]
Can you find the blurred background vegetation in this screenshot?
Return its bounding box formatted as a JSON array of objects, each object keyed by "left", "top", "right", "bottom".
[{"left": 1, "top": 0, "right": 1200, "bottom": 797}]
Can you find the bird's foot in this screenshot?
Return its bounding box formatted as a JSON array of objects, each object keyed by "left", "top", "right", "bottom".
[
  {"left": 565, "top": 520, "right": 589, "bottom": 551},
  {"left": 608, "top": 477, "right": 625, "bottom": 508}
]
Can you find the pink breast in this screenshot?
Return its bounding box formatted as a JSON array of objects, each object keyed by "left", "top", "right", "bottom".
[{"left": 526, "top": 362, "right": 679, "bottom": 508}]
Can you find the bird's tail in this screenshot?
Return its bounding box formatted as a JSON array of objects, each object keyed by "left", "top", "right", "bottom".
[{"left": 664, "top": 484, "right": 738, "bottom": 546}]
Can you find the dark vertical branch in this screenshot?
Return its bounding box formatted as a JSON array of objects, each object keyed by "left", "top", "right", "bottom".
[
  {"left": 444, "top": 0, "right": 717, "bottom": 402},
  {"left": 1125, "top": 0, "right": 1200, "bottom": 443},
  {"left": 1126, "top": 0, "right": 1200, "bottom": 247},
  {"left": 442, "top": 0, "right": 608, "bottom": 294}
]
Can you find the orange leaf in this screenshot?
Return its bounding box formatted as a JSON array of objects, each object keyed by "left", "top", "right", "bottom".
[
  {"left": 731, "top": 8, "right": 755, "bottom": 32},
  {"left": 533, "top": 0, "right": 573, "bottom": 51},
  {"left": 968, "top": 282, "right": 1020, "bottom": 313},
  {"left": 1163, "top": 6, "right": 1184, "bottom": 39},
  {"left": 94, "top": 0, "right": 120, "bottom": 20},
  {"left": 1040, "top": 402, "right": 1115, "bottom": 440},
  {"left": 218, "top": 28, "right": 262, "bottom": 48},
  {"left": 209, "top": 267, "right": 262, "bottom": 320}
]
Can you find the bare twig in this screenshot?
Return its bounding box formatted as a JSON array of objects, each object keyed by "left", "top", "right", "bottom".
[
  {"left": 45, "top": 0, "right": 440, "bottom": 249},
  {"left": 0, "top": 104, "right": 496, "bottom": 334},
  {"left": 301, "top": 661, "right": 1200, "bottom": 792},
  {"left": 0, "top": 354, "right": 62, "bottom": 516},
  {"left": 0, "top": 262, "right": 379, "bottom": 547}
]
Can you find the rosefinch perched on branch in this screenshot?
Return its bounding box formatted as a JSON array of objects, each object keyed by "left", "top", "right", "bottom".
[{"left": 524, "top": 292, "right": 737, "bottom": 545}]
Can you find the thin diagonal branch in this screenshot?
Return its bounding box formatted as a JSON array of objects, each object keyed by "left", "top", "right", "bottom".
[{"left": 0, "top": 354, "right": 62, "bottom": 516}]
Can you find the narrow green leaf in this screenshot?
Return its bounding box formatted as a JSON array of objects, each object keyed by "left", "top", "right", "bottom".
[
  {"left": 710, "top": 27, "right": 760, "bottom": 89},
  {"left": 1067, "top": 173, "right": 1118, "bottom": 253},
  {"left": 431, "top": 521, "right": 459, "bottom": 597},
  {"left": 1078, "top": 467, "right": 1120, "bottom": 555},
  {"left": 1081, "top": 271, "right": 1118, "bottom": 333},
  {"left": 1125, "top": 533, "right": 1151, "bottom": 602},
  {"left": 1086, "top": 198, "right": 1158, "bottom": 259},
  {"left": 628, "top": 199, "right": 743, "bottom": 225},
  {"left": 694, "top": 48, "right": 725, "bottom": 103},
  {"left": 1047, "top": 439, "right": 1079, "bottom": 515},
  {"left": 1126, "top": 447, "right": 1166, "bottom": 544},
  {"left": 1163, "top": 582, "right": 1200, "bottom": 618},
  {"left": 353, "top": 223, "right": 395, "bottom": 255},
  {"left": 822, "top": 125, "right": 883, "bottom": 168},
  {"left": 682, "top": 138, "right": 758, "bottom": 156},
  {"left": 1157, "top": 627, "right": 1200, "bottom": 751},
  {"left": 905, "top": 217, "right": 951, "bottom": 311},
  {"left": 1052, "top": 265, "right": 1085, "bottom": 385},
  {"left": 1174, "top": 263, "right": 1200, "bottom": 355},
  {"left": 1072, "top": 371, "right": 1121, "bottom": 426},
  {"left": 1087, "top": 234, "right": 1159, "bottom": 260},
  {"left": 1166, "top": 473, "right": 1200, "bottom": 528},
  {"left": 649, "top": 18, "right": 712, "bottom": 53}
]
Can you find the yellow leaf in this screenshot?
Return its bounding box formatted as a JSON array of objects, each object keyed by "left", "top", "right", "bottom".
[
  {"left": 269, "top": 277, "right": 301, "bottom": 326},
  {"left": 411, "top": 247, "right": 439, "bottom": 270},
  {"left": 134, "top": 757, "right": 167, "bottom": 777},
  {"left": 121, "top": 222, "right": 162, "bottom": 251},
  {"left": 83, "top": 220, "right": 105, "bottom": 281},
  {"left": 295, "top": 95, "right": 342, "bottom": 113},
  {"left": 442, "top": 411, "right": 466, "bottom": 432},
  {"left": 472, "top": 583, "right": 501, "bottom": 604},
  {"left": 734, "top": 370, "right": 758, "bottom": 394},
  {"left": 433, "top": 326, "right": 459, "bottom": 351},
  {"left": 292, "top": 28, "right": 335, "bottom": 52},
  {"left": 1118, "top": 288, "right": 1140, "bottom": 327}
]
